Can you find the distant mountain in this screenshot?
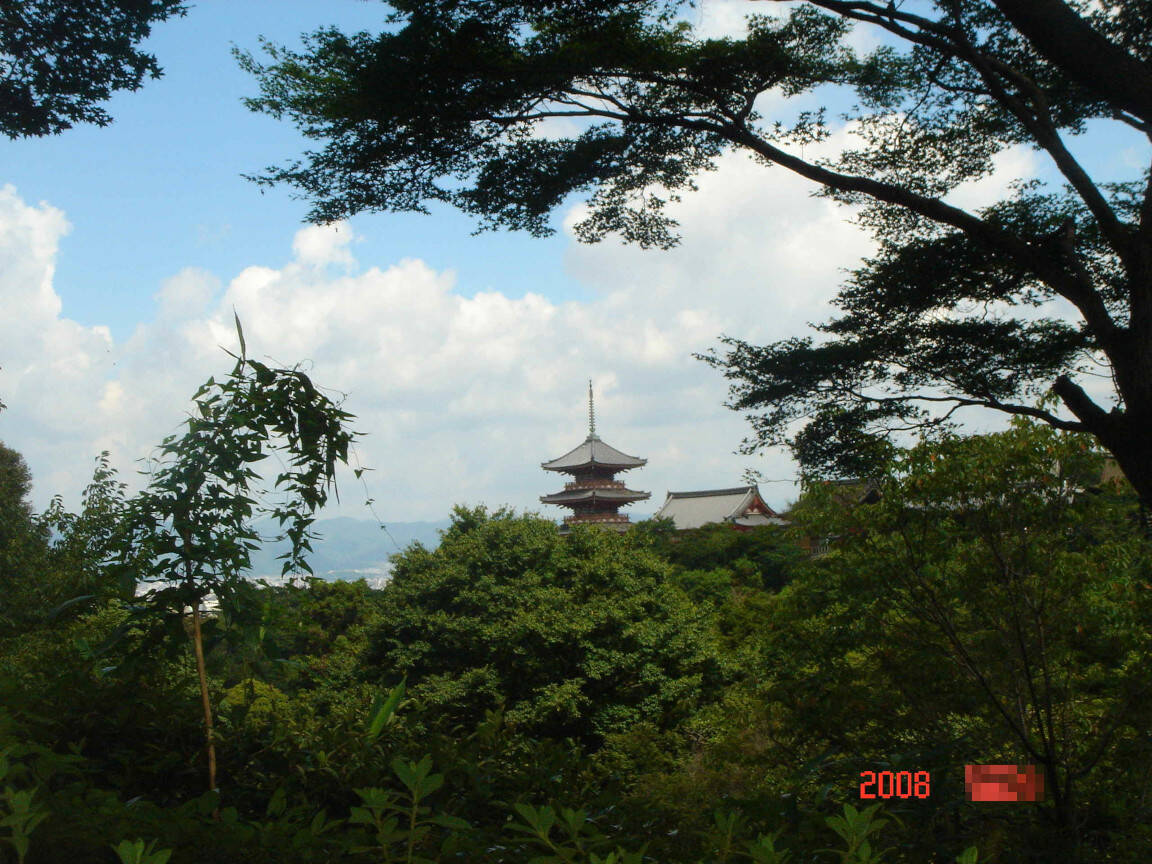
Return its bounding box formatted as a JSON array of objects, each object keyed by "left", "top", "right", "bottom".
[{"left": 246, "top": 516, "right": 451, "bottom": 585}]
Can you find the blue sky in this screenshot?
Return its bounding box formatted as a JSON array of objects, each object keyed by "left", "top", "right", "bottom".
[
  {"left": 5, "top": 1, "right": 586, "bottom": 344},
  {"left": 1, "top": 1, "right": 1146, "bottom": 524}
]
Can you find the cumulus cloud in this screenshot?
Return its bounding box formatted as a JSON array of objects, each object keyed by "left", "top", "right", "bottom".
[
  {"left": 0, "top": 186, "right": 117, "bottom": 497},
  {"left": 688, "top": 0, "right": 883, "bottom": 54},
  {"left": 291, "top": 222, "right": 357, "bottom": 268},
  {"left": 690, "top": 0, "right": 767, "bottom": 39},
  {"left": 946, "top": 144, "right": 1039, "bottom": 213},
  {"left": 0, "top": 116, "right": 1056, "bottom": 524}
]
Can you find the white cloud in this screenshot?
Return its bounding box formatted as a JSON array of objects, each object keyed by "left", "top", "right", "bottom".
[
  {"left": 691, "top": 0, "right": 767, "bottom": 40},
  {"left": 0, "top": 121, "right": 1062, "bottom": 524},
  {"left": 945, "top": 144, "right": 1038, "bottom": 213},
  {"left": 688, "top": 1, "right": 881, "bottom": 54},
  {"left": 291, "top": 222, "right": 357, "bottom": 268},
  {"left": 154, "top": 268, "right": 219, "bottom": 320},
  {"left": 0, "top": 186, "right": 118, "bottom": 476}
]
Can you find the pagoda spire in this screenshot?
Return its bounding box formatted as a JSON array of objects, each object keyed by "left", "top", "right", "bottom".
[
  {"left": 541, "top": 384, "right": 649, "bottom": 532},
  {"left": 588, "top": 379, "right": 596, "bottom": 439}
]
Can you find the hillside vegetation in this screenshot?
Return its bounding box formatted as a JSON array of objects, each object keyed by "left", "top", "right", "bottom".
[{"left": 1, "top": 417, "right": 1149, "bottom": 863}]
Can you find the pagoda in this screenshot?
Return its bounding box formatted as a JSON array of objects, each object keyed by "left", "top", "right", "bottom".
[{"left": 540, "top": 382, "right": 650, "bottom": 531}]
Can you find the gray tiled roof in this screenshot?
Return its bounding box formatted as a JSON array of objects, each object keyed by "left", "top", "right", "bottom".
[
  {"left": 541, "top": 435, "right": 647, "bottom": 471},
  {"left": 653, "top": 485, "right": 783, "bottom": 530},
  {"left": 540, "top": 487, "right": 651, "bottom": 505}
]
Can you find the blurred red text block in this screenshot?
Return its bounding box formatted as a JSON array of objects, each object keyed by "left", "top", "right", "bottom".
[{"left": 965, "top": 764, "right": 1044, "bottom": 802}]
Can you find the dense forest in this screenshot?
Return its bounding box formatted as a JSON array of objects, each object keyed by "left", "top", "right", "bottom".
[
  {"left": 5, "top": 0, "right": 1152, "bottom": 861},
  {"left": 2, "top": 388, "right": 1149, "bottom": 862}
]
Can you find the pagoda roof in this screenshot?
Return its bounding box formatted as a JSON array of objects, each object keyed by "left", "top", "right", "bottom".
[
  {"left": 653, "top": 485, "right": 786, "bottom": 530},
  {"left": 540, "top": 487, "right": 651, "bottom": 505},
  {"left": 541, "top": 434, "right": 647, "bottom": 472}
]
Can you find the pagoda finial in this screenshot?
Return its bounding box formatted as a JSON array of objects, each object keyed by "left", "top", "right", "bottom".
[{"left": 588, "top": 379, "right": 596, "bottom": 438}]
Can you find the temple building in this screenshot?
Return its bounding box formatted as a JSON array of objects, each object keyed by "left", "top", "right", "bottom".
[
  {"left": 653, "top": 485, "right": 787, "bottom": 531},
  {"left": 540, "top": 382, "right": 650, "bottom": 531}
]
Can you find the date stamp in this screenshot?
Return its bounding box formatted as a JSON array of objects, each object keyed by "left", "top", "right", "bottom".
[
  {"left": 859, "top": 770, "right": 931, "bottom": 799},
  {"left": 858, "top": 766, "right": 1045, "bottom": 802}
]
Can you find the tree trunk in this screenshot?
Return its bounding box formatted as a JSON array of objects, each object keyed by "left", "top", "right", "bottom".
[
  {"left": 1095, "top": 418, "right": 1152, "bottom": 536},
  {"left": 189, "top": 602, "right": 219, "bottom": 808}
]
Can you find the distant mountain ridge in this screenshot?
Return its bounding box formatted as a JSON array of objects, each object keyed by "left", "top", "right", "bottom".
[
  {"left": 246, "top": 516, "right": 452, "bottom": 584},
  {"left": 245, "top": 513, "right": 654, "bottom": 586}
]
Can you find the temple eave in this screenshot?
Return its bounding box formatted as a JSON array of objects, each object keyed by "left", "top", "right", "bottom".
[
  {"left": 542, "top": 460, "right": 645, "bottom": 473},
  {"left": 541, "top": 385, "right": 649, "bottom": 531},
  {"left": 540, "top": 490, "right": 650, "bottom": 505}
]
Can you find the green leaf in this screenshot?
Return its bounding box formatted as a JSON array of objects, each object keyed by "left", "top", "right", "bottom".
[
  {"left": 348, "top": 807, "right": 375, "bottom": 826},
  {"left": 266, "top": 786, "right": 287, "bottom": 818},
  {"left": 112, "top": 838, "right": 172, "bottom": 864},
  {"left": 511, "top": 802, "right": 557, "bottom": 839},
  {"left": 391, "top": 754, "right": 440, "bottom": 797},
  {"left": 428, "top": 813, "right": 471, "bottom": 831},
  {"left": 308, "top": 808, "right": 340, "bottom": 836},
  {"left": 354, "top": 787, "right": 396, "bottom": 810},
  {"left": 366, "top": 680, "right": 406, "bottom": 741},
  {"left": 47, "top": 594, "right": 95, "bottom": 619},
  {"left": 234, "top": 309, "right": 246, "bottom": 358}
]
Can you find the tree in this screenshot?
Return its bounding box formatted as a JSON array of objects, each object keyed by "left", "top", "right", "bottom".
[
  {"left": 773, "top": 420, "right": 1152, "bottom": 860},
  {"left": 111, "top": 315, "right": 362, "bottom": 799},
  {"left": 368, "top": 505, "right": 722, "bottom": 743},
  {"left": 640, "top": 519, "right": 802, "bottom": 592},
  {"left": 36, "top": 452, "right": 139, "bottom": 608},
  {"left": 0, "top": 442, "right": 49, "bottom": 629},
  {"left": 1, "top": 0, "right": 186, "bottom": 138},
  {"left": 238, "top": 1, "right": 1152, "bottom": 505}
]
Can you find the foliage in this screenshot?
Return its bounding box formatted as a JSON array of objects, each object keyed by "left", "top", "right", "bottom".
[
  {"left": 507, "top": 802, "right": 643, "bottom": 863},
  {"left": 112, "top": 838, "right": 172, "bottom": 864},
  {"left": 17, "top": 452, "right": 146, "bottom": 631},
  {"left": 819, "top": 803, "right": 900, "bottom": 864},
  {"left": 0, "top": 751, "right": 48, "bottom": 864},
  {"left": 368, "top": 505, "right": 724, "bottom": 742},
  {"left": 0, "top": 443, "right": 50, "bottom": 631},
  {"left": 238, "top": 0, "right": 1152, "bottom": 505},
  {"left": 767, "top": 418, "right": 1152, "bottom": 860},
  {"left": 121, "top": 314, "right": 361, "bottom": 607},
  {"left": 101, "top": 314, "right": 363, "bottom": 799},
  {"left": 0, "top": 0, "right": 187, "bottom": 138},
  {"left": 639, "top": 520, "right": 802, "bottom": 593},
  {"left": 347, "top": 755, "right": 471, "bottom": 863},
  {"left": 7, "top": 418, "right": 1152, "bottom": 860}
]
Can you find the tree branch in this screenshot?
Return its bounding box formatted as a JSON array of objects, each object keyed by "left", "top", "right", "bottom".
[
  {"left": 796, "top": 0, "right": 1136, "bottom": 279},
  {"left": 721, "top": 122, "right": 1121, "bottom": 348},
  {"left": 990, "top": 0, "right": 1152, "bottom": 127},
  {"left": 977, "top": 54, "right": 1133, "bottom": 265},
  {"left": 1052, "top": 373, "right": 1113, "bottom": 431},
  {"left": 836, "top": 385, "right": 1088, "bottom": 432}
]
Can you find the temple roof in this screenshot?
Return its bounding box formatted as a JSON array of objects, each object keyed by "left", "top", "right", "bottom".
[
  {"left": 653, "top": 485, "right": 786, "bottom": 530},
  {"left": 540, "top": 486, "right": 651, "bottom": 505},
  {"left": 541, "top": 435, "right": 647, "bottom": 472}
]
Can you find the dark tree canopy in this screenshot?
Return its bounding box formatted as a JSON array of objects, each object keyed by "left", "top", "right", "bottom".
[
  {"left": 370, "top": 505, "right": 722, "bottom": 743},
  {"left": 0, "top": 441, "right": 50, "bottom": 628},
  {"left": 0, "top": 440, "right": 40, "bottom": 558},
  {"left": 238, "top": 1, "right": 1152, "bottom": 503},
  {"left": 1, "top": 0, "right": 185, "bottom": 138}
]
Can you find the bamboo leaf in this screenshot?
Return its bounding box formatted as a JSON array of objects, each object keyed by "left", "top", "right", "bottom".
[
  {"left": 366, "top": 679, "right": 406, "bottom": 741},
  {"left": 234, "top": 309, "right": 246, "bottom": 358}
]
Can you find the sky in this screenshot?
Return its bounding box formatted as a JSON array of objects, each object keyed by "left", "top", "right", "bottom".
[{"left": 1, "top": 0, "right": 1147, "bottom": 525}]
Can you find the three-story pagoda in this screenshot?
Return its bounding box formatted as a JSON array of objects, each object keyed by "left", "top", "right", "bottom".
[{"left": 541, "top": 382, "right": 649, "bottom": 531}]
